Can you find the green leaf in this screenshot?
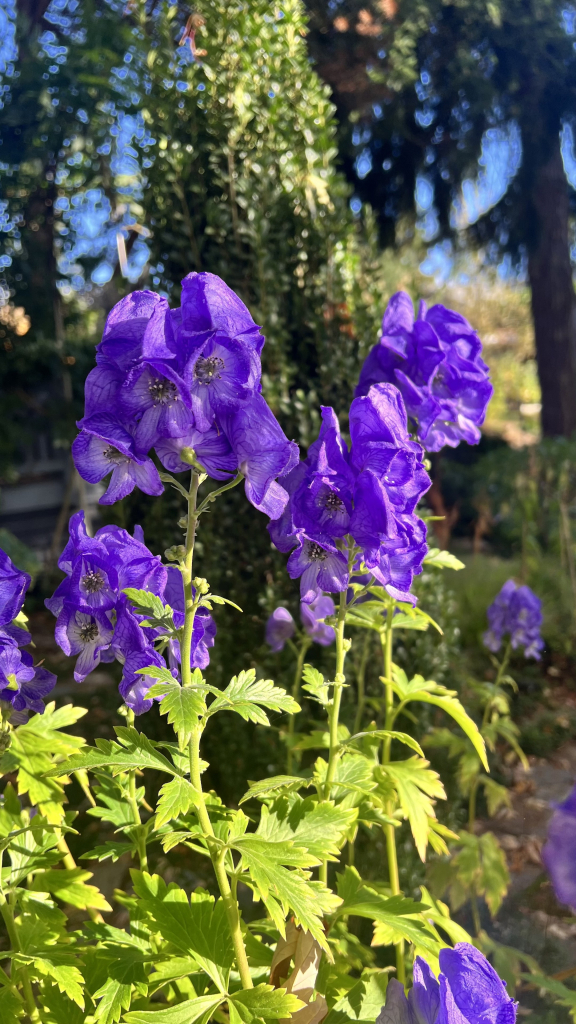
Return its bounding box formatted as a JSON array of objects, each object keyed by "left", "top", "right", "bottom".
[
  {"left": 376, "top": 758, "right": 446, "bottom": 861},
  {"left": 143, "top": 680, "right": 206, "bottom": 747},
  {"left": 81, "top": 841, "right": 134, "bottom": 862},
  {"left": 232, "top": 833, "right": 341, "bottom": 951},
  {"left": 122, "top": 588, "right": 168, "bottom": 619},
  {"left": 334, "top": 867, "right": 437, "bottom": 953},
  {"left": 391, "top": 668, "right": 488, "bottom": 772},
  {"left": 292, "top": 725, "right": 350, "bottom": 752},
  {"left": 155, "top": 777, "right": 200, "bottom": 828},
  {"left": 41, "top": 985, "right": 85, "bottom": 1024},
  {"left": 27, "top": 954, "right": 85, "bottom": 1009},
  {"left": 131, "top": 871, "right": 234, "bottom": 992},
  {"left": 0, "top": 986, "right": 23, "bottom": 1023},
  {"left": 301, "top": 664, "right": 331, "bottom": 705},
  {"left": 324, "top": 971, "right": 390, "bottom": 1024},
  {"left": 29, "top": 868, "right": 112, "bottom": 911},
  {"left": 347, "top": 730, "right": 424, "bottom": 758},
  {"left": 45, "top": 728, "right": 182, "bottom": 779},
  {"left": 239, "top": 775, "right": 309, "bottom": 804},
  {"left": 455, "top": 832, "right": 510, "bottom": 916},
  {"left": 256, "top": 797, "right": 357, "bottom": 861},
  {"left": 207, "top": 670, "right": 299, "bottom": 725},
  {"left": 424, "top": 548, "right": 465, "bottom": 571},
  {"left": 124, "top": 994, "right": 226, "bottom": 1024},
  {"left": 229, "top": 984, "right": 304, "bottom": 1022},
  {"left": 519, "top": 973, "right": 576, "bottom": 1011}
]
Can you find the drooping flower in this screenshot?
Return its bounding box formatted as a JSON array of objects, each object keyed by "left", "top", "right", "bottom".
[
  {"left": 287, "top": 535, "right": 349, "bottom": 605},
  {"left": 356, "top": 292, "right": 493, "bottom": 452},
  {"left": 265, "top": 607, "right": 296, "bottom": 653},
  {"left": 0, "top": 549, "right": 30, "bottom": 627},
  {"left": 542, "top": 783, "right": 576, "bottom": 911},
  {"left": 300, "top": 593, "right": 335, "bottom": 646},
  {"left": 74, "top": 272, "right": 297, "bottom": 519},
  {"left": 376, "top": 943, "right": 516, "bottom": 1023},
  {"left": 483, "top": 580, "right": 544, "bottom": 660}
]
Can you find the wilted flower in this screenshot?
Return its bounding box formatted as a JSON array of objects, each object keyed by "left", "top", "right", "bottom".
[
  {"left": 377, "top": 942, "right": 516, "bottom": 1023},
  {"left": 74, "top": 273, "right": 297, "bottom": 520},
  {"left": 542, "top": 784, "right": 576, "bottom": 911},
  {"left": 483, "top": 580, "right": 544, "bottom": 660},
  {"left": 357, "top": 292, "right": 493, "bottom": 452}
]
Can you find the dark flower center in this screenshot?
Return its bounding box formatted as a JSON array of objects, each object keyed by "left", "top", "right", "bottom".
[
  {"left": 103, "top": 445, "right": 129, "bottom": 464},
  {"left": 323, "top": 492, "right": 344, "bottom": 514},
  {"left": 78, "top": 622, "right": 99, "bottom": 643},
  {"left": 148, "top": 377, "right": 178, "bottom": 405},
  {"left": 194, "top": 355, "right": 225, "bottom": 385},
  {"left": 308, "top": 542, "right": 327, "bottom": 562},
  {"left": 82, "top": 569, "right": 105, "bottom": 594}
]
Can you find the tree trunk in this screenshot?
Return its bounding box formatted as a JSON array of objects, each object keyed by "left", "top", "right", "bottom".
[{"left": 527, "top": 134, "right": 576, "bottom": 438}]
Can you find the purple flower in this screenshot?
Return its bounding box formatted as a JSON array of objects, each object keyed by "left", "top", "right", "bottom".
[
  {"left": 483, "top": 580, "right": 544, "bottom": 660},
  {"left": 160, "top": 567, "right": 216, "bottom": 671},
  {"left": 72, "top": 415, "right": 163, "bottom": 505},
  {"left": 97, "top": 290, "right": 164, "bottom": 371},
  {"left": 542, "top": 784, "right": 576, "bottom": 911},
  {"left": 377, "top": 943, "right": 516, "bottom": 1023},
  {"left": 54, "top": 606, "right": 114, "bottom": 683},
  {"left": 357, "top": 292, "right": 493, "bottom": 452},
  {"left": 179, "top": 272, "right": 265, "bottom": 356},
  {"left": 119, "top": 648, "right": 170, "bottom": 716},
  {"left": 0, "top": 549, "right": 30, "bottom": 627},
  {"left": 120, "top": 361, "right": 192, "bottom": 451},
  {"left": 287, "top": 535, "right": 349, "bottom": 605},
  {"left": 155, "top": 425, "right": 237, "bottom": 480},
  {"left": 300, "top": 593, "right": 335, "bottom": 646},
  {"left": 220, "top": 393, "right": 299, "bottom": 519},
  {"left": 266, "top": 607, "right": 296, "bottom": 652},
  {"left": 181, "top": 334, "right": 260, "bottom": 433},
  {"left": 0, "top": 644, "right": 56, "bottom": 714}
]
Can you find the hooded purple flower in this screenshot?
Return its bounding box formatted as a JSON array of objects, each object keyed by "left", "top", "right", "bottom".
[
  {"left": 179, "top": 272, "right": 265, "bottom": 356},
  {"left": 542, "top": 784, "right": 576, "bottom": 911},
  {"left": 377, "top": 944, "right": 515, "bottom": 1023},
  {"left": 0, "top": 644, "right": 56, "bottom": 714},
  {"left": 300, "top": 593, "right": 335, "bottom": 646},
  {"left": 54, "top": 606, "right": 114, "bottom": 683},
  {"left": 266, "top": 607, "right": 296, "bottom": 653},
  {"left": 155, "top": 424, "right": 237, "bottom": 480},
  {"left": 0, "top": 549, "right": 30, "bottom": 627},
  {"left": 357, "top": 292, "right": 493, "bottom": 452},
  {"left": 119, "top": 361, "right": 192, "bottom": 451},
  {"left": 72, "top": 415, "right": 163, "bottom": 505},
  {"left": 287, "top": 535, "right": 349, "bottom": 605},
  {"left": 483, "top": 580, "right": 544, "bottom": 660}
]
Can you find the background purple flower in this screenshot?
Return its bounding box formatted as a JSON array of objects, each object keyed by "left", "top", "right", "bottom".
[
  {"left": 266, "top": 607, "right": 296, "bottom": 653},
  {"left": 0, "top": 547, "right": 56, "bottom": 715},
  {"left": 542, "top": 784, "right": 576, "bottom": 911},
  {"left": 356, "top": 291, "right": 493, "bottom": 452},
  {"left": 483, "top": 580, "right": 544, "bottom": 660},
  {"left": 0, "top": 549, "right": 30, "bottom": 627},
  {"left": 300, "top": 593, "right": 335, "bottom": 646}
]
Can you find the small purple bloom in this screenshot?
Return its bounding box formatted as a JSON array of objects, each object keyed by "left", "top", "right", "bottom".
[
  {"left": 220, "top": 393, "right": 299, "bottom": 519},
  {"left": 357, "top": 292, "right": 493, "bottom": 452},
  {"left": 119, "top": 648, "right": 169, "bottom": 716},
  {"left": 483, "top": 580, "right": 544, "bottom": 660},
  {"left": 54, "top": 606, "right": 114, "bottom": 683},
  {"left": 266, "top": 607, "right": 296, "bottom": 652},
  {"left": 160, "top": 567, "right": 216, "bottom": 670},
  {"left": 120, "top": 361, "right": 192, "bottom": 451},
  {"left": 0, "top": 549, "right": 30, "bottom": 627},
  {"left": 155, "top": 424, "right": 237, "bottom": 480},
  {"left": 542, "top": 784, "right": 576, "bottom": 911},
  {"left": 300, "top": 593, "right": 335, "bottom": 646},
  {"left": 287, "top": 535, "right": 349, "bottom": 605},
  {"left": 182, "top": 334, "right": 260, "bottom": 432},
  {"left": 0, "top": 645, "right": 56, "bottom": 714},
  {"left": 73, "top": 415, "right": 163, "bottom": 505}
]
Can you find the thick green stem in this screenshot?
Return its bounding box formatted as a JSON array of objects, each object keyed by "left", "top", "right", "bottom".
[
  {"left": 287, "top": 637, "right": 311, "bottom": 774},
  {"left": 0, "top": 894, "right": 39, "bottom": 1022},
  {"left": 380, "top": 603, "right": 405, "bottom": 987},
  {"left": 189, "top": 729, "right": 253, "bottom": 989},
  {"left": 353, "top": 630, "right": 370, "bottom": 736},
  {"left": 320, "top": 588, "right": 349, "bottom": 884}
]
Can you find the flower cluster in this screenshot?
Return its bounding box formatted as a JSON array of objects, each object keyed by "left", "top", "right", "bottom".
[
  {"left": 269, "top": 384, "right": 430, "bottom": 604},
  {"left": 0, "top": 549, "right": 56, "bottom": 714},
  {"left": 379, "top": 943, "right": 516, "bottom": 1023},
  {"left": 73, "top": 273, "right": 298, "bottom": 518},
  {"left": 356, "top": 292, "right": 493, "bottom": 451},
  {"left": 483, "top": 579, "right": 544, "bottom": 660},
  {"left": 45, "top": 512, "right": 215, "bottom": 714},
  {"left": 542, "top": 783, "right": 576, "bottom": 912},
  {"left": 266, "top": 593, "right": 336, "bottom": 652}
]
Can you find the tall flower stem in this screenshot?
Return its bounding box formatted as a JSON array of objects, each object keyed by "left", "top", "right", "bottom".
[
  {"left": 125, "top": 707, "right": 148, "bottom": 870},
  {"left": 320, "top": 586, "right": 349, "bottom": 885},
  {"left": 189, "top": 727, "right": 253, "bottom": 989},
  {"left": 286, "top": 636, "right": 311, "bottom": 774},
  {"left": 353, "top": 630, "right": 370, "bottom": 736},
  {"left": 380, "top": 601, "right": 405, "bottom": 987},
  {"left": 180, "top": 470, "right": 252, "bottom": 990}
]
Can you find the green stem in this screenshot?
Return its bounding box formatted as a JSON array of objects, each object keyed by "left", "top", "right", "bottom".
[
  {"left": 181, "top": 471, "right": 201, "bottom": 688},
  {"left": 320, "top": 587, "right": 349, "bottom": 884},
  {"left": 189, "top": 728, "right": 253, "bottom": 989},
  {"left": 353, "top": 630, "right": 370, "bottom": 736},
  {"left": 494, "top": 641, "right": 511, "bottom": 689},
  {"left": 287, "top": 637, "right": 311, "bottom": 774},
  {"left": 125, "top": 708, "right": 148, "bottom": 870},
  {"left": 468, "top": 778, "right": 479, "bottom": 834},
  {"left": 0, "top": 894, "right": 39, "bottom": 1022},
  {"left": 380, "top": 602, "right": 405, "bottom": 987}
]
